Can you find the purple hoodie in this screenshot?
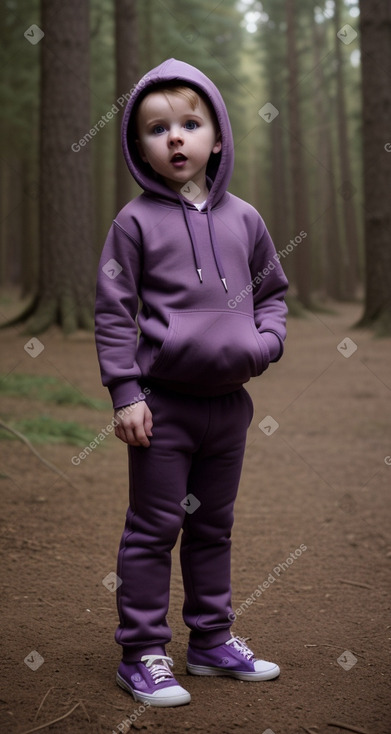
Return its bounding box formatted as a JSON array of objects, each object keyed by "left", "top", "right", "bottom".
[{"left": 95, "top": 58, "right": 288, "bottom": 408}]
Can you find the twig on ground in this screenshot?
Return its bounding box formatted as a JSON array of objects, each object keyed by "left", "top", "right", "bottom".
[
  {"left": 79, "top": 701, "right": 90, "bottom": 723},
  {"left": 327, "top": 722, "right": 370, "bottom": 733},
  {"left": 33, "top": 688, "right": 53, "bottom": 721},
  {"left": 338, "top": 578, "right": 372, "bottom": 590},
  {"left": 18, "top": 701, "right": 82, "bottom": 733},
  {"left": 304, "top": 644, "right": 365, "bottom": 659},
  {"left": 305, "top": 643, "right": 348, "bottom": 649},
  {"left": 0, "top": 418, "right": 77, "bottom": 489}
]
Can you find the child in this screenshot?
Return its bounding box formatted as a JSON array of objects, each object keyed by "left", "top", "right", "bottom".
[{"left": 95, "top": 58, "right": 288, "bottom": 707}]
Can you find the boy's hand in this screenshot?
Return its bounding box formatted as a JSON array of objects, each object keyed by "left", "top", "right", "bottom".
[{"left": 114, "top": 401, "right": 153, "bottom": 447}]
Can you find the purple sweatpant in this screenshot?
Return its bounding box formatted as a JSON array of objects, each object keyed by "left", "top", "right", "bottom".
[{"left": 115, "top": 385, "right": 254, "bottom": 663}]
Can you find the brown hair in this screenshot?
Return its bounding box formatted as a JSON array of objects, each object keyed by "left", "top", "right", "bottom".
[
  {"left": 158, "top": 85, "right": 199, "bottom": 110},
  {"left": 135, "top": 82, "right": 220, "bottom": 137}
]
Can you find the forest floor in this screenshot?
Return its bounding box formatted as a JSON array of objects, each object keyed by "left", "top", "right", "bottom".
[{"left": 0, "top": 301, "right": 390, "bottom": 734}]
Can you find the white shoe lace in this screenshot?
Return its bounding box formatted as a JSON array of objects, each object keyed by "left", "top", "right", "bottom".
[
  {"left": 226, "top": 636, "right": 255, "bottom": 661},
  {"left": 141, "top": 654, "right": 175, "bottom": 685}
]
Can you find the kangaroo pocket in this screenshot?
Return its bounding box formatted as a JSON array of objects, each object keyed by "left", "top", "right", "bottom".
[{"left": 148, "top": 310, "right": 269, "bottom": 387}]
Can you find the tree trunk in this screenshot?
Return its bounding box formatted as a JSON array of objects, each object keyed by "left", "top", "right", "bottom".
[
  {"left": 115, "top": 0, "right": 139, "bottom": 212},
  {"left": 18, "top": 0, "right": 94, "bottom": 334},
  {"left": 2, "top": 156, "right": 23, "bottom": 288},
  {"left": 357, "top": 0, "right": 391, "bottom": 333},
  {"left": 334, "top": 0, "right": 360, "bottom": 300},
  {"left": 0, "top": 157, "right": 6, "bottom": 289},
  {"left": 286, "top": 0, "right": 312, "bottom": 308},
  {"left": 270, "top": 78, "right": 291, "bottom": 257},
  {"left": 21, "top": 159, "right": 40, "bottom": 297},
  {"left": 94, "top": 132, "right": 112, "bottom": 259},
  {"left": 143, "top": 0, "right": 154, "bottom": 70},
  {"left": 313, "top": 16, "right": 343, "bottom": 300}
]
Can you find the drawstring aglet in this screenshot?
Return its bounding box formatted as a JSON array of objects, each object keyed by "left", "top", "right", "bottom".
[
  {"left": 197, "top": 268, "right": 203, "bottom": 283},
  {"left": 221, "top": 277, "right": 228, "bottom": 292}
]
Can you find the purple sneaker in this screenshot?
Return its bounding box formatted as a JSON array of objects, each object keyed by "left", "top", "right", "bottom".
[
  {"left": 187, "top": 636, "right": 280, "bottom": 681},
  {"left": 116, "top": 655, "right": 191, "bottom": 707}
]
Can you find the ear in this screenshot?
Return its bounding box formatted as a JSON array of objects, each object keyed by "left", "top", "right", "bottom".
[
  {"left": 135, "top": 138, "right": 148, "bottom": 162},
  {"left": 212, "top": 132, "right": 222, "bottom": 155}
]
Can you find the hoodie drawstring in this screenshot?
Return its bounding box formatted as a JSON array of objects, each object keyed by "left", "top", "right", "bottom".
[
  {"left": 206, "top": 206, "right": 228, "bottom": 292},
  {"left": 178, "top": 197, "right": 228, "bottom": 292},
  {"left": 179, "top": 197, "right": 203, "bottom": 284}
]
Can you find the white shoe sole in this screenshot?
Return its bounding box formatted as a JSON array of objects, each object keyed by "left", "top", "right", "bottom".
[
  {"left": 186, "top": 662, "right": 280, "bottom": 681},
  {"left": 116, "top": 672, "right": 191, "bottom": 707}
]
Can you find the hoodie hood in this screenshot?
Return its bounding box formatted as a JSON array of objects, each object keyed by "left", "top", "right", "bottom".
[{"left": 121, "top": 58, "right": 234, "bottom": 209}]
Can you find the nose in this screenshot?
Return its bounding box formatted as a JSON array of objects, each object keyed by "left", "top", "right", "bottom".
[{"left": 168, "top": 125, "right": 184, "bottom": 146}]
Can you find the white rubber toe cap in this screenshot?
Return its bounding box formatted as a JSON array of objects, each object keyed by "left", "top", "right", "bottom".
[
  {"left": 141, "top": 685, "right": 191, "bottom": 707},
  {"left": 151, "top": 685, "right": 190, "bottom": 699},
  {"left": 253, "top": 660, "right": 280, "bottom": 679}
]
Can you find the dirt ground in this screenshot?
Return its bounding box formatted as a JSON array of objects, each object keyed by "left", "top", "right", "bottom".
[{"left": 0, "top": 302, "right": 390, "bottom": 734}]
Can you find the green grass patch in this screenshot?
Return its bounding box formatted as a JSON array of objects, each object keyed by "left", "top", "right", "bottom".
[
  {"left": 0, "top": 373, "right": 109, "bottom": 409},
  {"left": 0, "top": 415, "right": 96, "bottom": 446}
]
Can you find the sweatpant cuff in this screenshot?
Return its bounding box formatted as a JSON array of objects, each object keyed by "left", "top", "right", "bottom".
[
  {"left": 188, "top": 628, "right": 232, "bottom": 650},
  {"left": 121, "top": 644, "right": 167, "bottom": 663}
]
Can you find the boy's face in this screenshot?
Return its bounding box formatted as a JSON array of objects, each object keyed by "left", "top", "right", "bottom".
[{"left": 136, "top": 90, "right": 221, "bottom": 200}]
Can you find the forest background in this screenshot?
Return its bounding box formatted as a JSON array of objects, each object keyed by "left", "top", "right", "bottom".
[
  {"left": 0, "top": 0, "right": 390, "bottom": 335},
  {"left": 0, "top": 3, "right": 390, "bottom": 733}
]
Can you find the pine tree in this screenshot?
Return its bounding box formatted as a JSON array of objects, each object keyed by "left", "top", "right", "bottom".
[
  {"left": 17, "top": 0, "right": 94, "bottom": 333},
  {"left": 357, "top": 0, "right": 391, "bottom": 333},
  {"left": 115, "top": 0, "right": 139, "bottom": 211},
  {"left": 0, "top": 0, "right": 40, "bottom": 296}
]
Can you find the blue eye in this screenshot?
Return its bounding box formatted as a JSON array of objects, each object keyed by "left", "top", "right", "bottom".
[
  {"left": 185, "top": 120, "right": 198, "bottom": 130},
  {"left": 152, "top": 125, "right": 165, "bottom": 134}
]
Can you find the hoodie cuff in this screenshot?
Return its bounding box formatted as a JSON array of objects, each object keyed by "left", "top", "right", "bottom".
[
  {"left": 260, "top": 331, "right": 283, "bottom": 362},
  {"left": 109, "top": 379, "right": 145, "bottom": 410}
]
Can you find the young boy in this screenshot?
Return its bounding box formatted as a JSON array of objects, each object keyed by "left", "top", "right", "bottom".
[{"left": 95, "top": 58, "right": 288, "bottom": 707}]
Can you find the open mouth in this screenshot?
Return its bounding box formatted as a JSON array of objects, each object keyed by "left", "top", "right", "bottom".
[{"left": 171, "top": 153, "right": 188, "bottom": 163}]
